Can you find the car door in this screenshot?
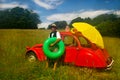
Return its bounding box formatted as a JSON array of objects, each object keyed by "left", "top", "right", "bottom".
[
  {"left": 75, "top": 36, "right": 97, "bottom": 67},
  {"left": 62, "top": 35, "right": 79, "bottom": 64}
]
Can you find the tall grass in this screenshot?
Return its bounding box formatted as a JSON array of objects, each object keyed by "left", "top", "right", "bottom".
[{"left": 0, "top": 29, "right": 120, "bottom": 80}]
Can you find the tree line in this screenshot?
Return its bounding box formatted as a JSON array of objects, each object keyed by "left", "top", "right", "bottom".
[
  {"left": 69, "top": 14, "right": 120, "bottom": 37},
  {"left": 0, "top": 7, "right": 41, "bottom": 29},
  {"left": 51, "top": 14, "right": 120, "bottom": 37},
  {"left": 0, "top": 7, "right": 120, "bottom": 37}
]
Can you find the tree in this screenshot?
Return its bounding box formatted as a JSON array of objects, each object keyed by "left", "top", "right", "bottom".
[
  {"left": 97, "top": 19, "right": 120, "bottom": 37},
  {"left": 47, "top": 21, "right": 67, "bottom": 29},
  {"left": 0, "top": 7, "right": 41, "bottom": 29},
  {"left": 68, "top": 14, "right": 120, "bottom": 37},
  {"left": 69, "top": 17, "right": 84, "bottom": 28},
  {"left": 92, "top": 14, "right": 117, "bottom": 26},
  {"left": 69, "top": 17, "right": 93, "bottom": 28},
  {"left": 94, "top": 14, "right": 120, "bottom": 37}
]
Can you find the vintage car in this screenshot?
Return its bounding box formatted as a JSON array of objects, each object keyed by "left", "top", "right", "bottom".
[{"left": 25, "top": 31, "right": 114, "bottom": 69}]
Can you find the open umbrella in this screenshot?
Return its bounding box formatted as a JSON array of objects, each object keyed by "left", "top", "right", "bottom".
[{"left": 72, "top": 22, "right": 104, "bottom": 49}]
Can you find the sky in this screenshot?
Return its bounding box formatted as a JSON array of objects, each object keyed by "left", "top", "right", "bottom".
[{"left": 0, "top": 0, "right": 120, "bottom": 28}]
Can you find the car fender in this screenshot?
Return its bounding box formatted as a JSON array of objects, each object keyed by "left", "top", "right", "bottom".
[
  {"left": 26, "top": 44, "right": 46, "bottom": 61},
  {"left": 75, "top": 48, "right": 107, "bottom": 68}
]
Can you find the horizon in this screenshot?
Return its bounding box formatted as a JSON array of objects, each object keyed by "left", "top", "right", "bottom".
[{"left": 0, "top": 0, "right": 120, "bottom": 28}]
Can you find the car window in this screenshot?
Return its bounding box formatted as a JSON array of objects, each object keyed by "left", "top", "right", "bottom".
[
  {"left": 78, "top": 37, "right": 91, "bottom": 48},
  {"left": 63, "top": 36, "right": 77, "bottom": 46}
]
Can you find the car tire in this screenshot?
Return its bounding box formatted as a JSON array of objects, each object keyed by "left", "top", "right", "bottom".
[{"left": 25, "top": 52, "right": 37, "bottom": 62}]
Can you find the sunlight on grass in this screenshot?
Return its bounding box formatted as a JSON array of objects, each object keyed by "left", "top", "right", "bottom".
[{"left": 0, "top": 29, "right": 120, "bottom": 80}]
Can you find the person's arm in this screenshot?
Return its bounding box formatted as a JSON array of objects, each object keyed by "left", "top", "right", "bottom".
[
  {"left": 50, "top": 32, "right": 61, "bottom": 46},
  {"left": 50, "top": 38, "right": 61, "bottom": 46}
]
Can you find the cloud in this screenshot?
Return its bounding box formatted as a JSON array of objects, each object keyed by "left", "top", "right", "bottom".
[
  {"left": 47, "top": 13, "right": 78, "bottom": 21},
  {"left": 33, "top": 10, "right": 42, "bottom": 14},
  {"left": 33, "top": 0, "right": 63, "bottom": 10},
  {"left": 42, "top": 10, "right": 120, "bottom": 28},
  {"left": 38, "top": 22, "right": 51, "bottom": 29},
  {"left": 46, "top": 10, "right": 117, "bottom": 23},
  {"left": 113, "top": 10, "right": 120, "bottom": 16},
  {"left": 79, "top": 10, "right": 112, "bottom": 18},
  {"left": 0, "top": 2, "right": 28, "bottom": 9}
]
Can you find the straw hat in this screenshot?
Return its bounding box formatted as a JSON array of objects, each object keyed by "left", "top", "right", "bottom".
[{"left": 51, "top": 24, "right": 57, "bottom": 28}]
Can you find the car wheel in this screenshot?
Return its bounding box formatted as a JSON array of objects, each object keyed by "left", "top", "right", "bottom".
[{"left": 26, "top": 52, "right": 37, "bottom": 62}]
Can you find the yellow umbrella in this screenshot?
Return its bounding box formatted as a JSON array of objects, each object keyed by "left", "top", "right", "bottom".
[{"left": 71, "top": 22, "right": 104, "bottom": 49}]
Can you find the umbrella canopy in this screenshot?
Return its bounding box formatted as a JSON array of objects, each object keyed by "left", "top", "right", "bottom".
[{"left": 72, "top": 22, "right": 104, "bottom": 49}]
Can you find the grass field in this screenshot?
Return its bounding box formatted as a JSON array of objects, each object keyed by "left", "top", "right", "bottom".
[{"left": 0, "top": 29, "right": 120, "bottom": 80}]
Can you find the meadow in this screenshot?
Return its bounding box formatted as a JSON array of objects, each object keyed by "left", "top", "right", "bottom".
[{"left": 0, "top": 29, "right": 120, "bottom": 80}]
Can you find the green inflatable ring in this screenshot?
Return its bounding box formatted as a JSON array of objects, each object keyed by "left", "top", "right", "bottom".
[{"left": 43, "top": 37, "right": 65, "bottom": 59}]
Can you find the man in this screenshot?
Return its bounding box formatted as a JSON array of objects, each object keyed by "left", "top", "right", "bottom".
[
  {"left": 46, "top": 23, "right": 61, "bottom": 70},
  {"left": 49, "top": 23, "right": 61, "bottom": 46}
]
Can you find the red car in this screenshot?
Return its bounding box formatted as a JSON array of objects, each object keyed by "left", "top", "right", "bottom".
[{"left": 25, "top": 32, "right": 114, "bottom": 69}]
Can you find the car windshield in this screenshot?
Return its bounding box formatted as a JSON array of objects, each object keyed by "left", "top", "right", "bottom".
[
  {"left": 78, "top": 36, "right": 91, "bottom": 48},
  {"left": 63, "top": 35, "right": 77, "bottom": 47}
]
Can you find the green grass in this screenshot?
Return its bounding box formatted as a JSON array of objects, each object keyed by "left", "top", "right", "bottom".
[{"left": 0, "top": 29, "right": 120, "bottom": 80}]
